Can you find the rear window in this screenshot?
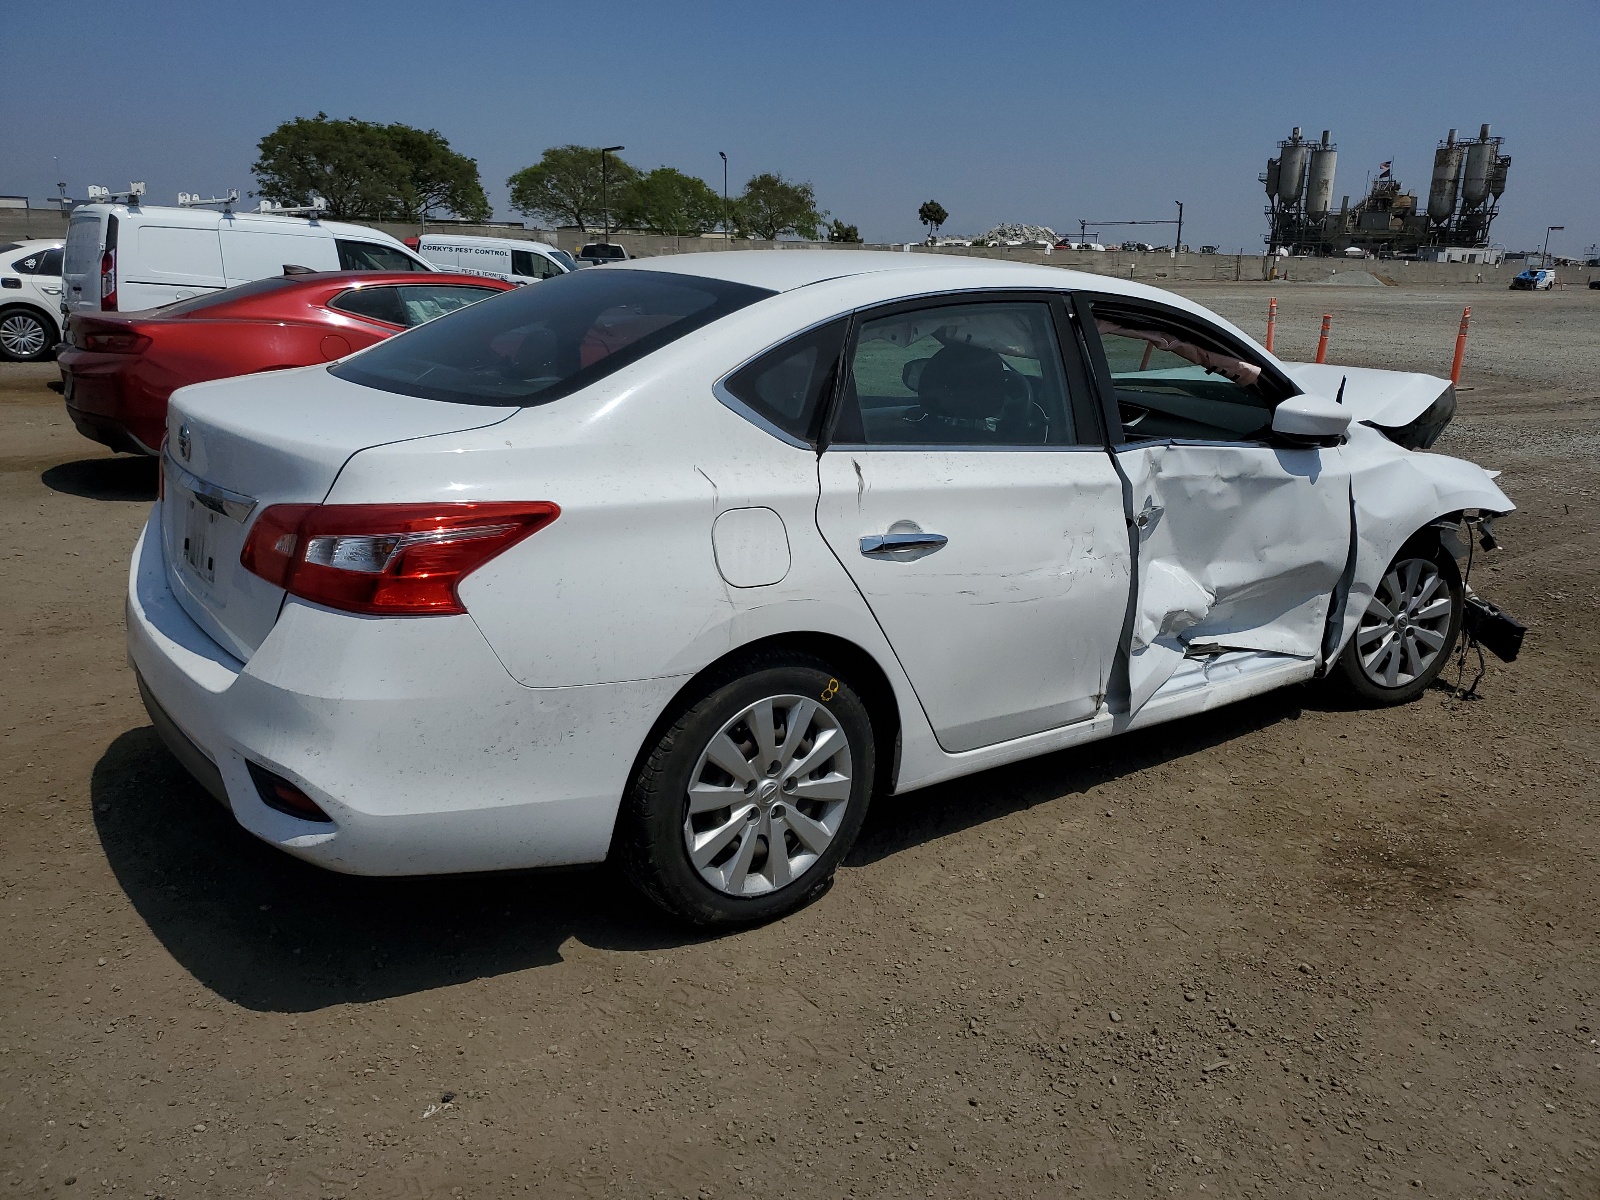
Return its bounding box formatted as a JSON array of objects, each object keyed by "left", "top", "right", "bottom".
[
  {"left": 331, "top": 269, "right": 772, "bottom": 407},
  {"left": 150, "top": 275, "right": 296, "bottom": 316}
]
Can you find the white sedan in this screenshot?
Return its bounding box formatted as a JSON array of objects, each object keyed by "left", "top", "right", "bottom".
[{"left": 129, "top": 252, "right": 1515, "bottom": 925}]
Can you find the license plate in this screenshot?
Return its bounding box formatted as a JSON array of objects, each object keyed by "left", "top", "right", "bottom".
[{"left": 182, "top": 494, "right": 219, "bottom": 584}]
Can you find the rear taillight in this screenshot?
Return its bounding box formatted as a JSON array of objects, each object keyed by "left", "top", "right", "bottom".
[
  {"left": 240, "top": 502, "right": 559, "bottom": 615},
  {"left": 99, "top": 248, "right": 117, "bottom": 311},
  {"left": 82, "top": 330, "right": 149, "bottom": 353}
]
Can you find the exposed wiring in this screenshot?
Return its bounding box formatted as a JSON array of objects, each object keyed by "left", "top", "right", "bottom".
[{"left": 1449, "top": 522, "right": 1486, "bottom": 701}]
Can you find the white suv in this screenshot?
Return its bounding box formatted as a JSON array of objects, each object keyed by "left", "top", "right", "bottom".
[{"left": 0, "top": 239, "right": 65, "bottom": 361}]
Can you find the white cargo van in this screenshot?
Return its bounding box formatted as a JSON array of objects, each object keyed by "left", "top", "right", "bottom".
[
  {"left": 411, "top": 234, "right": 571, "bottom": 284},
  {"left": 60, "top": 203, "right": 432, "bottom": 316}
]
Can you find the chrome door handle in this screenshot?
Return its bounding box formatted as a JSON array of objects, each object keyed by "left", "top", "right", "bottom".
[{"left": 860, "top": 531, "right": 948, "bottom": 557}]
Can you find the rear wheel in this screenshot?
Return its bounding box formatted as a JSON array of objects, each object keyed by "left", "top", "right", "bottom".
[
  {"left": 619, "top": 653, "right": 875, "bottom": 926},
  {"left": 1335, "top": 540, "right": 1463, "bottom": 705},
  {"left": 0, "top": 307, "right": 57, "bottom": 362}
]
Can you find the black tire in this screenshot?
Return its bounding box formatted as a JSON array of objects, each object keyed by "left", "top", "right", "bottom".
[
  {"left": 1334, "top": 538, "right": 1464, "bottom": 706},
  {"left": 0, "top": 306, "right": 59, "bottom": 363},
  {"left": 618, "top": 651, "right": 876, "bottom": 927}
]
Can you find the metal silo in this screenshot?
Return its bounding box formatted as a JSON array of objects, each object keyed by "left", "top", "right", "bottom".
[
  {"left": 1278, "top": 128, "right": 1308, "bottom": 206},
  {"left": 1489, "top": 155, "right": 1510, "bottom": 201},
  {"left": 1462, "top": 124, "right": 1494, "bottom": 208},
  {"left": 1428, "top": 129, "right": 1464, "bottom": 223},
  {"left": 1264, "top": 157, "right": 1281, "bottom": 197},
  {"left": 1306, "top": 131, "right": 1337, "bottom": 216}
]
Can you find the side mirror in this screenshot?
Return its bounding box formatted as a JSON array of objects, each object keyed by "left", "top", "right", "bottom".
[{"left": 1271, "top": 393, "right": 1351, "bottom": 446}]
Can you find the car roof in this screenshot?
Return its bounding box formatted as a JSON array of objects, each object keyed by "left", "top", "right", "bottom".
[{"left": 613, "top": 248, "right": 1202, "bottom": 307}]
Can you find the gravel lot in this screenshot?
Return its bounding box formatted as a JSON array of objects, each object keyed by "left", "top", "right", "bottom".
[{"left": 2, "top": 282, "right": 1597, "bottom": 1198}]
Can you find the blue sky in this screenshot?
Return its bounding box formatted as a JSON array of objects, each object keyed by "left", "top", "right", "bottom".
[{"left": 4, "top": 0, "right": 1596, "bottom": 254}]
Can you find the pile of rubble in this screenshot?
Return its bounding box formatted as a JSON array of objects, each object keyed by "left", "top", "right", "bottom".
[{"left": 975, "top": 223, "right": 1060, "bottom": 247}]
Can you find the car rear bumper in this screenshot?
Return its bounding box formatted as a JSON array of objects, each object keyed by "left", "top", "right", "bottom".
[
  {"left": 126, "top": 511, "right": 683, "bottom": 876},
  {"left": 59, "top": 350, "right": 163, "bottom": 453}
]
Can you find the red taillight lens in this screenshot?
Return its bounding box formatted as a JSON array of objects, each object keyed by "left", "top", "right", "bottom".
[
  {"left": 99, "top": 248, "right": 117, "bottom": 311},
  {"left": 240, "top": 502, "right": 559, "bottom": 615},
  {"left": 82, "top": 331, "right": 149, "bottom": 353}
]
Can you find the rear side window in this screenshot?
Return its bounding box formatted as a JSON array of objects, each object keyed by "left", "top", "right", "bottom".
[
  {"left": 331, "top": 269, "right": 772, "bottom": 407},
  {"left": 720, "top": 320, "right": 847, "bottom": 446},
  {"left": 335, "top": 240, "right": 425, "bottom": 272},
  {"left": 11, "top": 249, "right": 61, "bottom": 275},
  {"left": 330, "top": 286, "right": 404, "bottom": 326}
]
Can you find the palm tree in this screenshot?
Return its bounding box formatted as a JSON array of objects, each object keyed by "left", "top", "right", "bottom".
[{"left": 918, "top": 200, "right": 949, "bottom": 244}]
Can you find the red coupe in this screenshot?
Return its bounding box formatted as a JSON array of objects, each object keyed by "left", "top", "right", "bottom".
[{"left": 59, "top": 271, "right": 514, "bottom": 454}]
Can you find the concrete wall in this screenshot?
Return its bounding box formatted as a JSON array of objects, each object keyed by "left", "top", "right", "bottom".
[{"left": 5, "top": 206, "right": 1595, "bottom": 287}]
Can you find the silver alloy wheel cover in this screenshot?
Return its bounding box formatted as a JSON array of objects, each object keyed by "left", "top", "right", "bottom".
[
  {"left": 1, "top": 312, "right": 47, "bottom": 358},
  {"left": 683, "top": 693, "right": 854, "bottom": 897},
  {"left": 1355, "top": 556, "right": 1454, "bottom": 688}
]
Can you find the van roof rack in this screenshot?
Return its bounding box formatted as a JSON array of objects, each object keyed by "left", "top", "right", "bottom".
[
  {"left": 86, "top": 182, "right": 146, "bottom": 205},
  {"left": 256, "top": 197, "right": 328, "bottom": 219},
  {"left": 178, "top": 189, "right": 240, "bottom": 211}
]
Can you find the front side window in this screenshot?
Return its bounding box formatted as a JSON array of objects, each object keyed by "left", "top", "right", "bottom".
[
  {"left": 831, "top": 300, "right": 1074, "bottom": 446},
  {"left": 335, "top": 240, "right": 426, "bottom": 272},
  {"left": 331, "top": 269, "right": 772, "bottom": 407},
  {"left": 1086, "top": 300, "right": 1287, "bottom": 442},
  {"left": 721, "top": 319, "right": 847, "bottom": 445},
  {"left": 511, "top": 249, "right": 563, "bottom": 279}
]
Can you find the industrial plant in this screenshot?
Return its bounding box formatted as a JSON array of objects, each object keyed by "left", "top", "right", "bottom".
[{"left": 1263, "top": 124, "right": 1510, "bottom": 261}]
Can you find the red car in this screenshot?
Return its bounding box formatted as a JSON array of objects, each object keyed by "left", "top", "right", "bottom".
[{"left": 59, "top": 271, "right": 514, "bottom": 454}]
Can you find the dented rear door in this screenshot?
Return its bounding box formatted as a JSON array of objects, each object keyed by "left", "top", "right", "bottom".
[{"left": 815, "top": 293, "right": 1131, "bottom": 754}]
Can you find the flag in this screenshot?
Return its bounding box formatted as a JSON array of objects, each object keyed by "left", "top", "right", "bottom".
[{"left": 1378, "top": 161, "right": 1393, "bottom": 180}]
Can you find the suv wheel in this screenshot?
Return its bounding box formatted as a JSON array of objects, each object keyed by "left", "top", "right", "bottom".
[{"left": 619, "top": 653, "right": 876, "bottom": 926}]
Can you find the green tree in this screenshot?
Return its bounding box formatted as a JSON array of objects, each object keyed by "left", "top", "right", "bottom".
[
  {"left": 507, "top": 145, "right": 640, "bottom": 231},
  {"left": 252, "top": 113, "right": 411, "bottom": 220},
  {"left": 734, "top": 173, "right": 826, "bottom": 241},
  {"left": 620, "top": 167, "right": 721, "bottom": 235},
  {"left": 827, "top": 219, "right": 863, "bottom": 243},
  {"left": 384, "top": 124, "right": 490, "bottom": 223},
  {"left": 918, "top": 200, "right": 948, "bottom": 242}
]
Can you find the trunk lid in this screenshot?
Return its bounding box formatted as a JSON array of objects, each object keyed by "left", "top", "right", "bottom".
[{"left": 160, "top": 364, "right": 519, "bottom": 660}]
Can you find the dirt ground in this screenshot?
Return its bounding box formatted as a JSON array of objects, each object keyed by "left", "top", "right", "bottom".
[{"left": 2, "top": 282, "right": 1597, "bottom": 1199}]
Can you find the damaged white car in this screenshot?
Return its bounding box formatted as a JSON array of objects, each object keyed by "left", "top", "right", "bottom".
[{"left": 128, "top": 252, "right": 1520, "bottom": 925}]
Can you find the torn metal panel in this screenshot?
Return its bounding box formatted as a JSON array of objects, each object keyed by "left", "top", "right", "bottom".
[
  {"left": 1332, "top": 424, "right": 1515, "bottom": 661},
  {"left": 816, "top": 448, "right": 1130, "bottom": 753},
  {"left": 1117, "top": 442, "right": 1350, "bottom": 711}
]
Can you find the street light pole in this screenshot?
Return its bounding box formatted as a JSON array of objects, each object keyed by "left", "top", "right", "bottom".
[
  {"left": 1174, "top": 201, "right": 1183, "bottom": 259},
  {"left": 600, "top": 145, "right": 624, "bottom": 245},
  {"left": 1542, "top": 225, "right": 1564, "bottom": 268},
  {"left": 719, "top": 151, "right": 729, "bottom": 240}
]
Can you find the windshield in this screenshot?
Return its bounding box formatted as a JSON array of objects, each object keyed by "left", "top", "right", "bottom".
[{"left": 330, "top": 268, "right": 772, "bottom": 407}]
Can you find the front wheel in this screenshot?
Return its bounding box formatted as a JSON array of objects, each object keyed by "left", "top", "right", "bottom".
[
  {"left": 0, "top": 307, "right": 58, "bottom": 362},
  {"left": 1334, "top": 541, "right": 1463, "bottom": 705},
  {"left": 618, "top": 653, "right": 876, "bottom": 926}
]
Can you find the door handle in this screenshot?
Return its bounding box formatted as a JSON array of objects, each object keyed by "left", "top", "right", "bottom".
[{"left": 860, "top": 531, "right": 948, "bottom": 557}]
